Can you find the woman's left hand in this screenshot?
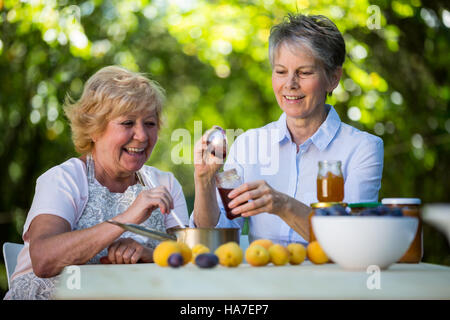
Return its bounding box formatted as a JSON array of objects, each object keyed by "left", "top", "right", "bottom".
[
  {"left": 227, "top": 180, "right": 290, "bottom": 218},
  {"left": 102, "top": 238, "right": 153, "bottom": 264}
]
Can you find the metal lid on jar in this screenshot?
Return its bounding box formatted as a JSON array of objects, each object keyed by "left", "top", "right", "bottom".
[
  {"left": 311, "top": 202, "right": 348, "bottom": 208},
  {"left": 381, "top": 198, "right": 421, "bottom": 205},
  {"left": 215, "top": 168, "right": 241, "bottom": 188}
]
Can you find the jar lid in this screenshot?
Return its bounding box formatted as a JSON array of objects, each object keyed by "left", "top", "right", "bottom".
[
  {"left": 318, "top": 160, "right": 342, "bottom": 165},
  {"left": 381, "top": 198, "right": 421, "bottom": 205},
  {"left": 311, "top": 202, "right": 348, "bottom": 208},
  {"left": 348, "top": 202, "right": 382, "bottom": 208}
]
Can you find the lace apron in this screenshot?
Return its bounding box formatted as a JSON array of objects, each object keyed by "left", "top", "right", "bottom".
[
  {"left": 74, "top": 154, "right": 165, "bottom": 263},
  {"left": 5, "top": 155, "right": 165, "bottom": 299}
]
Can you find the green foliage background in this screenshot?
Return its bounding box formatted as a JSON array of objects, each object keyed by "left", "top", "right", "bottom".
[{"left": 0, "top": 0, "right": 449, "bottom": 295}]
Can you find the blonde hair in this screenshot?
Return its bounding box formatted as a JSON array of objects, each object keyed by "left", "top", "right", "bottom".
[{"left": 64, "top": 66, "right": 165, "bottom": 155}]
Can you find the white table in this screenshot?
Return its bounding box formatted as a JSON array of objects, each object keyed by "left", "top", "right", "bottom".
[{"left": 54, "top": 262, "right": 450, "bottom": 300}]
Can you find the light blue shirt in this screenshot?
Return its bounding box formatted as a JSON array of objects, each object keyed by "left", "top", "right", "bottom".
[{"left": 190, "top": 105, "right": 384, "bottom": 246}]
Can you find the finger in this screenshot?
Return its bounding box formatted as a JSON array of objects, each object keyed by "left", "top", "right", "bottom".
[
  {"left": 154, "top": 193, "right": 173, "bottom": 214},
  {"left": 231, "top": 196, "right": 267, "bottom": 216},
  {"left": 122, "top": 247, "right": 137, "bottom": 264},
  {"left": 114, "top": 244, "right": 128, "bottom": 264},
  {"left": 107, "top": 241, "right": 120, "bottom": 264},
  {"left": 100, "top": 256, "right": 112, "bottom": 264},
  {"left": 240, "top": 205, "right": 272, "bottom": 217},
  {"left": 159, "top": 187, "right": 175, "bottom": 210},
  {"left": 228, "top": 181, "right": 260, "bottom": 199},
  {"left": 228, "top": 189, "right": 261, "bottom": 209},
  {"left": 193, "top": 137, "right": 207, "bottom": 161},
  {"left": 146, "top": 195, "right": 170, "bottom": 214},
  {"left": 130, "top": 247, "right": 143, "bottom": 264},
  {"left": 143, "top": 188, "right": 173, "bottom": 213},
  {"left": 151, "top": 186, "right": 174, "bottom": 209}
]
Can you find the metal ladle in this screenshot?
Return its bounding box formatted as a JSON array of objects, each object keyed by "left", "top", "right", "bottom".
[
  {"left": 136, "top": 171, "right": 186, "bottom": 229},
  {"left": 206, "top": 126, "right": 228, "bottom": 159}
]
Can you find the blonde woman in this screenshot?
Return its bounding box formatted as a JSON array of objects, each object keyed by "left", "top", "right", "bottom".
[{"left": 4, "top": 66, "right": 189, "bottom": 300}]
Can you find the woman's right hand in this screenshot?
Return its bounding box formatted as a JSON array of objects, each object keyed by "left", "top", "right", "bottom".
[
  {"left": 194, "top": 128, "right": 226, "bottom": 182},
  {"left": 120, "top": 186, "right": 174, "bottom": 224},
  {"left": 102, "top": 238, "right": 153, "bottom": 264}
]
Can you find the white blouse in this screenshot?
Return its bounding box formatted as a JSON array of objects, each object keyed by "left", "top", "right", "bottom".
[{"left": 11, "top": 157, "right": 189, "bottom": 281}]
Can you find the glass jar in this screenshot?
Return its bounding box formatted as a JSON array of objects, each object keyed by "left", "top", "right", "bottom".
[
  {"left": 215, "top": 169, "right": 244, "bottom": 220},
  {"left": 308, "top": 202, "right": 348, "bottom": 242},
  {"left": 317, "top": 160, "right": 344, "bottom": 202},
  {"left": 381, "top": 198, "right": 422, "bottom": 263}
]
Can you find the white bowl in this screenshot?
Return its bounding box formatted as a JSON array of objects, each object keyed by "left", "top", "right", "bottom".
[
  {"left": 422, "top": 203, "right": 450, "bottom": 245},
  {"left": 311, "top": 216, "right": 418, "bottom": 270}
]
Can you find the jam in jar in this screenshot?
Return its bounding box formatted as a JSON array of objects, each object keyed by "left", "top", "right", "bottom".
[
  {"left": 215, "top": 169, "right": 245, "bottom": 220},
  {"left": 381, "top": 198, "right": 422, "bottom": 263},
  {"left": 317, "top": 160, "right": 344, "bottom": 202}
]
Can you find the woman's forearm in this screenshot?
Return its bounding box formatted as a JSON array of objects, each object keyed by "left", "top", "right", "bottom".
[
  {"left": 30, "top": 215, "right": 127, "bottom": 278},
  {"left": 277, "top": 197, "right": 311, "bottom": 241},
  {"left": 193, "top": 175, "right": 221, "bottom": 227}
]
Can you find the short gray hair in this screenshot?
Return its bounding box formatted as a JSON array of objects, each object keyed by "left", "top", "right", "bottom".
[{"left": 269, "top": 14, "right": 346, "bottom": 79}]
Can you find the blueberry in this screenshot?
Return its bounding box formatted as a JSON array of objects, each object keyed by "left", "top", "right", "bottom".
[
  {"left": 315, "top": 208, "right": 329, "bottom": 216},
  {"left": 327, "top": 205, "right": 349, "bottom": 216},
  {"left": 359, "top": 208, "right": 379, "bottom": 216},
  {"left": 375, "top": 206, "right": 390, "bottom": 216},
  {"left": 387, "top": 208, "right": 403, "bottom": 217},
  {"left": 359, "top": 206, "right": 401, "bottom": 216},
  {"left": 168, "top": 253, "right": 184, "bottom": 268},
  {"left": 195, "top": 253, "right": 219, "bottom": 268}
]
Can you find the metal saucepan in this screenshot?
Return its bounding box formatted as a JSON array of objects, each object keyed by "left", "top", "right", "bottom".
[{"left": 107, "top": 220, "right": 239, "bottom": 252}]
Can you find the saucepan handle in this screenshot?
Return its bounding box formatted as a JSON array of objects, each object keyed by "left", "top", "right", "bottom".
[{"left": 106, "top": 220, "right": 177, "bottom": 241}]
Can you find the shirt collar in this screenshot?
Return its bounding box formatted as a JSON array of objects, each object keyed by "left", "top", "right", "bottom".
[
  {"left": 275, "top": 112, "right": 290, "bottom": 143},
  {"left": 310, "top": 105, "right": 341, "bottom": 151},
  {"left": 276, "top": 104, "right": 341, "bottom": 151}
]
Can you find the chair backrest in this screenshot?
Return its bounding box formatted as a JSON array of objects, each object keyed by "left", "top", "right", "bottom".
[{"left": 2, "top": 242, "right": 24, "bottom": 289}]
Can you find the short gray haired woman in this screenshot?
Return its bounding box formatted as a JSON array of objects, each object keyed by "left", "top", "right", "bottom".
[
  {"left": 268, "top": 13, "right": 346, "bottom": 95},
  {"left": 4, "top": 66, "right": 189, "bottom": 300},
  {"left": 191, "top": 14, "right": 384, "bottom": 246}
]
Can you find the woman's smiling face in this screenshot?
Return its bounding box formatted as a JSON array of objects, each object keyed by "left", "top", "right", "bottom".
[
  {"left": 92, "top": 110, "right": 158, "bottom": 179},
  {"left": 271, "top": 42, "right": 333, "bottom": 120}
]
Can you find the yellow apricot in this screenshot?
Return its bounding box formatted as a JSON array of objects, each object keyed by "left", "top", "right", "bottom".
[
  {"left": 250, "top": 239, "right": 274, "bottom": 250},
  {"left": 287, "top": 243, "right": 306, "bottom": 265},
  {"left": 153, "top": 241, "right": 182, "bottom": 267},
  {"left": 307, "top": 241, "right": 329, "bottom": 265},
  {"left": 177, "top": 242, "right": 192, "bottom": 265},
  {"left": 245, "top": 245, "right": 270, "bottom": 267},
  {"left": 268, "top": 244, "right": 290, "bottom": 266},
  {"left": 214, "top": 242, "right": 243, "bottom": 267}
]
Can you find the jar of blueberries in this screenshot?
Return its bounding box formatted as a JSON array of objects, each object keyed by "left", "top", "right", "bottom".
[
  {"left": 382, "top": 198, "right": 422, "bottom": 263},
  {"left": 308, "top": 202, "right": 348, "bottom": 242}
]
